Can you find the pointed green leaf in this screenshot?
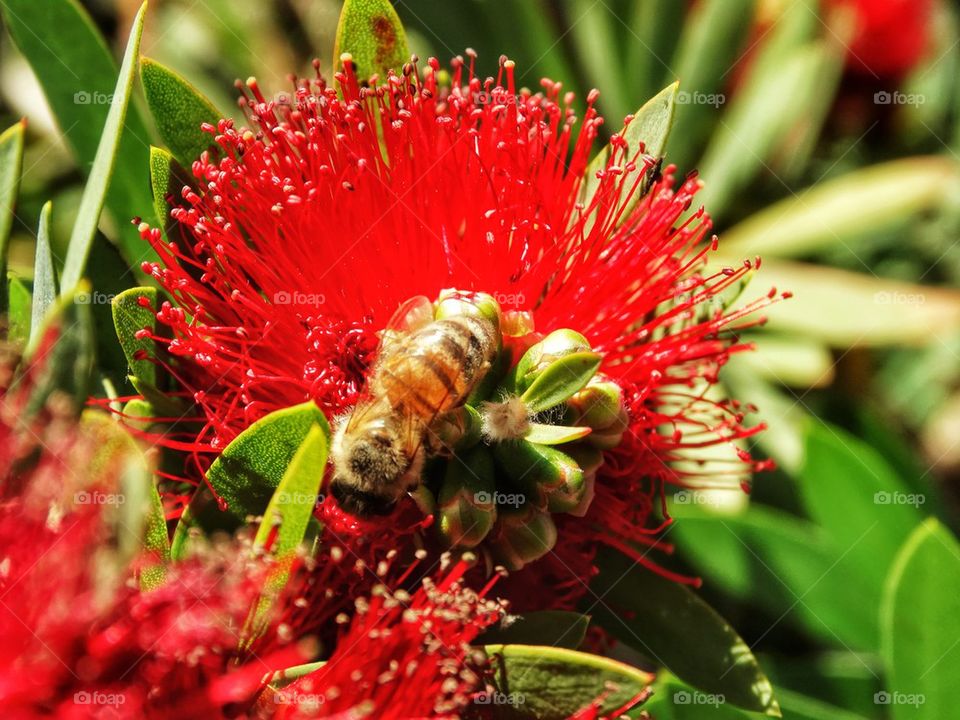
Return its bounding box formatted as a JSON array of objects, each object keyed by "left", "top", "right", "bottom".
[
  {"left": 0, "top": 120, "right": 25, "bottom": 312},
  {"left": 149, "top": 145, "right": 192, "bottom": 234},
  {"left": 721, "top": 257, "right": 960, "bottom": 347},
  {"left": 643, "top": 673, "right": 864, "bottom": 720},
  {"left": 673, "top": 504, "right": 878, "bottom": 650},
  {"left": 721, "top": 157, "right": 960, "bottom": 259},
  {"left": 0, "top": 0, "right": 155, "bottom": 269},
  {"left": 20, "top": 287, "right": 96, "bottom": 416},
  {"left": 242, "top": 422, "right": 329, "bottom": 648},
  {"left": 207, "top": 401, "right": 329, "bottom": 520},
  {"left": 28, "top": 202, "right": 56, "bottom": 347},
  {"left": 483, "top": 643, "right": 654, "bottom": 719},
  {"left": 140, "top": 57, "right": 221, "bottom": 168},
  {"left": 111, "top": 287, "right": 158, "bottom": 386},
  {"left": 580, "top": 82, "right": 678, "bottom": 218},
  {"left": 591, "top": 548, "right": 780, "bottom": 716},
  {"left": 169, "top": 499, "right": 201, "bottom": 562},
  {"left": 566, "top": 0, "right": 628, "bottom": 124},
  {"left": 333, "top": 0, "right": 410, "bottom": 80},
  {"left": 520, "top": 351, "right": 601, "bottom": 414},
  {"left": 697, "top": 43, "right": 863, "bottom": 219},
  {"left": 665, "top": 0, "right": 756, "bottom": 169},
  {"left": 268, "top": 660, "right": 327, "bottom": 686},
  {"left": 7, "top": 276, "right": 31, "bottom": 344},
  {"left": 642, "top": 673, "right": 760, "bottom": 719},
  {"left": 81, "top": 411, "right": 168, "bottom": 586},
  {"left": 881, "top": 519, "right": 960, "bottom": 720},
  {"left": 524, "top": 422, "right": 592, "bottom": 445},
  {"left": 479, "top": 611, "right": 590, "bottom": 650},
  {"left": 253, "top": 422, "right": 331, "bottom": 555},
  {"left": 139, "top": 478, "right": 170, "bottom": 590},
  {"left": 60, "top": 2, "right": 147, "bottom": 294},
  {"left": 799, "top": 423, "right": 922, "bottom": 613}
]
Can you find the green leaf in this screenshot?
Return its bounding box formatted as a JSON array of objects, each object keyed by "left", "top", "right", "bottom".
[
  {"left": 81, "top": 410, "right": 168, "bottom": 585},
  {"left": 720, "top": 257, "right": 960, "bottom": 347},
  {"left": 149, "top": 146, "right": 191, "bottom": 234},
  {"left": 20, "top": 287, "right": 96, "bottom": 416},
  {"left": 566, "top": 0, "right": 628, "bottom": 124},
  {"left": 625, "top": 1, "right": 685, "bottom": 105},
  {"left": 244, "top": 420, "right": 329, "bottom": 644},
  {"left": 484, "top": 644, "right": 654, "bottom": 719},
  {"left": 726, "top": 335, "right": 834, "bottom": 389},
  {"left": 665, "top": 0, "right": 756, "bottom": 169},
  {"left": 243, "top": 422, "right": 330, "bottom": 646},
  {"left": 799, "top": 423, "right": 922, "bottom": 613},
  {"left": 590, "top": 548, "right": 780, "bottom": 716},
  {"left": 520, "top": 352, "right": 601, "bottom": 414},
  {"left": 7, "top": 276, "right": 31, "bottom": 344},
  {"left": 720, "top": 157, "right": 960, "bottom": 259},
  {"left": 28, "top": 202, "right": 56, "bottom": 347},
  {"left": 881, "top": 519, "right": 960, "bottom": 720},
  {"left": 0, "top": 120, "right": 25, "bottom": 312},
  {"left": 642, "top": 673, "right": 760, "bottom": 719},
  {"left": 0, "top": 0, "right": 155, "bottom": 269},
  {"left": 524, "top": 422, "right": 592, "bottom": 445},
  {"left": 59, "top": 2, "right": 147, "bottom": 294},
  {"left": 207, "top": 401, "right": 329, "bottom": 520},
  {"left": 478, "top": 611, "right": 590, "bottom": 650},
  {"left": 139, "top": 478, "right": 170, "bottom": 590},
  {"left": 695, "top": 42, "right": 835, "bottom": 219},
  {"left": 672, "top": 504, "right": 878, "bottom": 650},
  {"left": 775, "top": 687, "right": 872, "bottom": 720},
  {"left": 253, "top": 422, "right": 331, "bottom": 556},
  {"left": 140, "top": 58, "right": 221, "bottom": 168},
  {"left": 333, "top": 0, "right": 410, "bottom": 80},
  {"left": 111, "top": 287, "right": 158, "bottom": 386},
  {"left": 169, "top": 499, "right": 201, "bottom": 561},
  {"left": 580, "top": 82, "right": 679, "bottom": 217},
  {"left": 268, "top": 660, "right": 327, "bottom": 686}
]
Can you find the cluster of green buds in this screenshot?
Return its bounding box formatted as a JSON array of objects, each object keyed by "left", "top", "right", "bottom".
[{"left": 418, "top": 290, "right": 628, "bottom": 570}]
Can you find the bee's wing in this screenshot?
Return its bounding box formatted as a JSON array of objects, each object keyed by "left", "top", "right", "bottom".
[
  {"left": 343, "top": 394, "right": 391, "bottom": 433},
  {"left": 378, "top": 295, "right": 434, "bottom": 351},
  {"left": 399, "top": 407, "right": 431, "bottom": 462}
]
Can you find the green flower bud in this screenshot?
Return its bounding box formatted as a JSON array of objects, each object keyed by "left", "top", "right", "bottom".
[
  {"left": 586, "top": 407, "right": 629, "bottom": 450},
  {"left": 568, "top": 376, "right": 624, "bottom": 430},
  {"left": 559, "top": 445, "right": 603, "bottom": 517},
  {"left": 514, "top": 329, "right": 592, "bottom": 391},
  {"left": 430, "top": 404, "right": 483, "bottom": 452},
  {"left": 545, "top": 468, "right": 587, "bottom": 513},
  {"left": 562, "top": 443, "right": 605, "bottom": 475},
  {"left": 520, "top": 351, "right": 601, "bottom": 414},
  {"left": 492, "top": 441, "right": 583, "bottom": 507},
  {"left": 488, "top": 504, "right": 558, "bottom": 571},
  {"left": 435, "top": 289, "right": 502, "bottom": 335},
  {"left": 121, "top": 398, "right": 157, "bottom": 432},
  {"left": 435, "top": 447, "right": 497, "bottom": 548},
  {"left": 501, "top": 309, "right": 535, "bottom": 338}
]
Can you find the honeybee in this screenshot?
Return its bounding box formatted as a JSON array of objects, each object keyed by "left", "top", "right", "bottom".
[{"left": 330, "top": 294, "right": 499, "bottom": 517}]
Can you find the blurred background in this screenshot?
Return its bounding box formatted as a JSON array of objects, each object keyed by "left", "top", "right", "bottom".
[{"left": 2, "top": 1, "right": 959, "bottom": 718}]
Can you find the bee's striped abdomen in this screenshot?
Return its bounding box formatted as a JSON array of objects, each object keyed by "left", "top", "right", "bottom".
[{"left": 374, "top": 316, "right": 497, "bottom": 419}]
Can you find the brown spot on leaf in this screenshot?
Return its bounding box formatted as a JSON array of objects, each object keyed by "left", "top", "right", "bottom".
[{"left": 370, "top": 15, "right": 397, "bottom": 67}]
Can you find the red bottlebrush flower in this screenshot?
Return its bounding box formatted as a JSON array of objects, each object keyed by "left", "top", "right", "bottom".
[
  {"left": 268, "top": 555, "right": 503, "bottom": 719},
  {"left": 137, "top": 54, "right": 780, "bottom": 603},
  {"left": 0, "top": 347, "right": 306, "bottom": 719},
  {"left": 0, "top": 492, "right": 305, "bottom": 719},
  {"left": 827, "top": 0, "right": 934, "bottom": 77}
]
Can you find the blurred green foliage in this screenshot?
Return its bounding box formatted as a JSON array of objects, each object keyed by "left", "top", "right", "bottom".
[{"left": 1, "top": 1, "right": 959, "bottom": 718}]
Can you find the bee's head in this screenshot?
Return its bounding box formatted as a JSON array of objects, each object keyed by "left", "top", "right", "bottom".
[
  {"left": 330, "top": 476, "right": 398, "bottom": 517},
  {"left": 329, "top": 423, "right": 407, "bottom": 517}
]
